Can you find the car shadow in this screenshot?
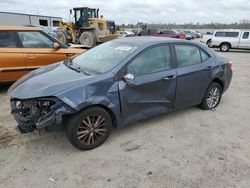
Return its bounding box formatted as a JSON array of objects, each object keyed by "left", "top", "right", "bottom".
[
  {"left": 214, "top": 49, "right": 250, "bottom": 53},
  {"left": 0, "top": 84, "right": 11, "bottom": 94},
  {"left": 6, "top": 106, "right": 200, "bottom": 152}
]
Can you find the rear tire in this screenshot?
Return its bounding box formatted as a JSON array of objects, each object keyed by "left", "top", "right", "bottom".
[
  {"left": 79, "top": 31, "right": 96, "bottom": 47},
  {"left": 200, "top": 82, "right": 222, "bottom": 110},
  {"left": 220, "top": 43, "right": 230, "bottom": 52},
  {"left": 65, "top": 107, "right": 112, "bottom": 150}
]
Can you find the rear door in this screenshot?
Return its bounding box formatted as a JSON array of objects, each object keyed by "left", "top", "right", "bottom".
[
  {"left": 17, "top": 31, "right": 74, "bottom": 71},
  {"left": 239, "top": 31, "right": 250, "bottom": 49},
  {"left": 118, "top": 45, "right": 177, "bottom": 125},
  {"left": 174, "top": 44, "right": 213, "bottom": 109},
  {"left": 0, "top": 31, "right": 26, "bottom": 83}
]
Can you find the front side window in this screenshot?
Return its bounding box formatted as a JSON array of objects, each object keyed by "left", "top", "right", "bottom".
[
  {"left": 127, "top": 45, "right": 171, "bottom": 77},
  {"left": 175, "top": 45, "right": 207, "bottom": 67},
  {"left": 72, "top": 41, "right": 138, "bottom": 74},
  {"left": 18, "top": 31, "right": 54, "bottom": 48},
  {"left": 0, "top": 31, "right": 17, "bottom": 48},
  {"left": 243, "top": 32, "right": 249, "bottom": 39}
]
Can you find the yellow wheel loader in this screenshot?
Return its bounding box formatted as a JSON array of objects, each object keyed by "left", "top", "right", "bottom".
[{"left": 56, "top": 7, "right": 117, "bottom": 48}]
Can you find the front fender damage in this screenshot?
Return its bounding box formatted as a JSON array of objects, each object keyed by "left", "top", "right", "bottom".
[{"left": 10, "top": 97, "right": 75, "bottom": 134}]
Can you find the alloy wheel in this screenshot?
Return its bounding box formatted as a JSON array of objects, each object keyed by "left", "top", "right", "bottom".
[
  {"left": 76, "top": 115, "right": 107, "bottom": 145},
  {"left": 206, "top": 87, "right": 221, "bottom": 109}
]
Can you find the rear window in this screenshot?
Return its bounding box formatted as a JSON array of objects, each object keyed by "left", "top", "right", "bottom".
[
  {"left": 0, "top": 31, "right": 17, "bottom": 48},
  {"left": 214, "top": 31, "right": 239, "bottom": 37}
]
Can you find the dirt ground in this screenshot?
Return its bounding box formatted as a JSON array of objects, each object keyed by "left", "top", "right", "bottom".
[{"left": 0, "top": 49, "right": 250, "bottom": 188}]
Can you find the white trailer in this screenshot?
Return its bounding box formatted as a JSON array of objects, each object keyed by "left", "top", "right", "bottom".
[{"left": 0, "top": 11, "right": 62, "bottom": 27}]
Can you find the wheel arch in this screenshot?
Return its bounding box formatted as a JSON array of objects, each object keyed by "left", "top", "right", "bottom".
[
  {"left": 212, "top": 78, "right": 224, "bottom": 91},
  {"left": 79, "top": 104, "right": 118, "bottom": 128},
  {"left": 219, "top": 42, "right": 231, "bottom": 48}
]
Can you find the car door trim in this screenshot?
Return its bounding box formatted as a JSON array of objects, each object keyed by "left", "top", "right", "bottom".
[{"left": 0, "top": 66, "right": 41, "bottom": 72}]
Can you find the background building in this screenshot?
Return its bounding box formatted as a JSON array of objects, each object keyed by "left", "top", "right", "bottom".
[{"left": 0, "top": 11, "right": 62, "bottom": 27}]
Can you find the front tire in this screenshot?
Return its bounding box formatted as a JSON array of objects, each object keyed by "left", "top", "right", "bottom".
[
  {"left": 56, "top": 31, "right": 67, "bottom": 44},
  {"left": 79, "top": 31, "right": 96, "bottom": 47},
  {"left": 200, "top": 82, "right": 222, "bottom": 110},
  {"left": 65, "top": 107, "right": 112, "bottom": 150}
]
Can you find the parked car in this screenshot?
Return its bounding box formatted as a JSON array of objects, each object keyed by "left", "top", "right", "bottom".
[
  {"left": 183, "top": 30, "right": 197, "bottom": 39},
  {"left": 180, "top": 31, "right": 192, "bottom": 40},
  {"left": 195, "top": 31, "right": 203, "bottom": 38},
  {"left": 0, "top": 26, "right": 85, "bottom": 83},
  {"left": 210, "top": 30, "right": 250, "bottom": 52},
  {"left": 134, "top": 28, "right": 186, "bottom": 39},
  {"left": 118, "top": 31, "right": 135, "bottom": 37},
  {"left": 9, "top": 37, "right": 233, "bottom": 150}
]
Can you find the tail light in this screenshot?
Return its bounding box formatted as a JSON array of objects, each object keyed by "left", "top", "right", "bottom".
[{"left": 227, "top": 60, "right": 233, "bottom": 69}]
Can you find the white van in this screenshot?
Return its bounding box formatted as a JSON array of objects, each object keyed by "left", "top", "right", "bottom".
[{"left": 210, "top": 30, "right": 250, "bottom": 52}]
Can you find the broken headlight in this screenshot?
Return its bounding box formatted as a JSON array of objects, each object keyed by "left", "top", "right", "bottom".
[{"left": 11, "top": 98, "right": 58, "bottom": 125}]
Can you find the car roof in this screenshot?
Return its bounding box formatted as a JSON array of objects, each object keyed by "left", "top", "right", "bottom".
[
  {"left": 0, "top": 26, "right": 41, "bottom": 31},
  {"left": 115, "top": 37, "right": 194, "bottom": 46},
  {"left": 113, "top": 37, "right": 215, "bottom": 57}
]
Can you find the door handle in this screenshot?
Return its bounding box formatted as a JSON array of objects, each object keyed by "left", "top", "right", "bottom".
[
  {"left": 163, "top": 75, "right": 176, "bottom": 80},
  {"left": 26, "top": 54, "right": 37, "bottom": 58},
  {"left": 205, "top": 66, "right": 213, "bottom": 70},
  {"left": 66, "top": 53, "right": 75, "bottom": 57}
]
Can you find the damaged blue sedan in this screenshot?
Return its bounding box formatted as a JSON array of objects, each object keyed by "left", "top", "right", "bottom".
[{"left": 8, "top": 37, "right": 232, "bottom": 150}]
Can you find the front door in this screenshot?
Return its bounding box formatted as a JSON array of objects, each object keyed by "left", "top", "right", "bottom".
[
  {"left": 174, "top": 44, "right": 213, "bottom": 109},
  {"left": 239, "top": 31, "right": 250, "bottom": 49},
  {"left": 17, "top": 31, "right": 73, "bottom": 71},
  {"left": 118, "top": 45, "right": 177, "bottom": 125},
  {"left": 0, "top": 31, "right": 26, "bottom": 82}
]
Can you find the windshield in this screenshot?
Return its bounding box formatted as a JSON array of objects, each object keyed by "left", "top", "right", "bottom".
[{"left": 72, "top": 41, "right": 138, "bottom": 74}]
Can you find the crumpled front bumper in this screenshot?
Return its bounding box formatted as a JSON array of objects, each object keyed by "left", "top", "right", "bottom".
[{"left": 10, "top": 98, "right": 75, "bottom": 134}]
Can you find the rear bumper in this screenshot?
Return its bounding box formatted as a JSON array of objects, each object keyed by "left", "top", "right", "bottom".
[{"left": 223, "top": 69, "right": 233, "bottom": 94}]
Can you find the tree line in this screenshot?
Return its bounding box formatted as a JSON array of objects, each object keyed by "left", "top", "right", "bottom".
[{"left": 118, "top": 20, "right": 250, "bottom": 29}]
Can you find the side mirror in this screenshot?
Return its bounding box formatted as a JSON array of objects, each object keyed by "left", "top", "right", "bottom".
[
  {"left": 123, "top": 73, "right": 134, "bottom": 84},
  {"left": 53, "top": 42, "right": 60, "bottom": 50}
]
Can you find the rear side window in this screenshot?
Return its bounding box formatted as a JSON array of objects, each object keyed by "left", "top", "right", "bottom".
[
  {"left": 0, "top": 31, "right": 17, "bottom": 48},
  {"left": 127, "top": 45, "right": 171, "bottom": 76},
  {"left": 200, "top": 50, "right": 210, "bottom": 62},
  {"left": 175, "top": 45, "right": 210, "bottom": 67},
  {"left": 18, "top": 31, "right": 54, "bottom": 48},
  {"left": 214, "top": 32, "right": 239, "bottom": 37},
  {"left": 242, "top": 32, "right": 249, "bottom": 39}
]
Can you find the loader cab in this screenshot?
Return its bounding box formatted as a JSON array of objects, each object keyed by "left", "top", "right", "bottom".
[
  {"left": 107, "top": 21, "right": 116, "bottom": 34},
  {"left": 73, "top": 7, "right": 99, "bottom": 29}
]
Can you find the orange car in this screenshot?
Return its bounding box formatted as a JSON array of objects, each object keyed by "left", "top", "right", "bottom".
[{"left": 0, "top": 26, "right": 85, "bottom": 83}]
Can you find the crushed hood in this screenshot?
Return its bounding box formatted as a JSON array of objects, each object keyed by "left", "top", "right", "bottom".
[{"left": 8, "top": 62, "right": 95, "bottom": 99}]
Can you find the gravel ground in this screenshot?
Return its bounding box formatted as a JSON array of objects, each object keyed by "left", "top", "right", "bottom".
[{"left": 0, "top": 49, "right": 250, "bottom": 188}]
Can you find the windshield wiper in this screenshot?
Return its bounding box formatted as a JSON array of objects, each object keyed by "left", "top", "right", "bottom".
[{"left": 64, "top": 59, "right": 90, "bottom": 75}]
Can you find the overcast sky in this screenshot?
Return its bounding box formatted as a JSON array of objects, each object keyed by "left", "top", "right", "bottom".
[{"left": 1, "top": 0, "right": 250, "bottom": 24}]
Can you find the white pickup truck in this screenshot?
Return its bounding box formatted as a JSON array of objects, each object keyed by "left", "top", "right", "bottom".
[{"left": 210, "top": 30, "right": 250, "bottom": 52}]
